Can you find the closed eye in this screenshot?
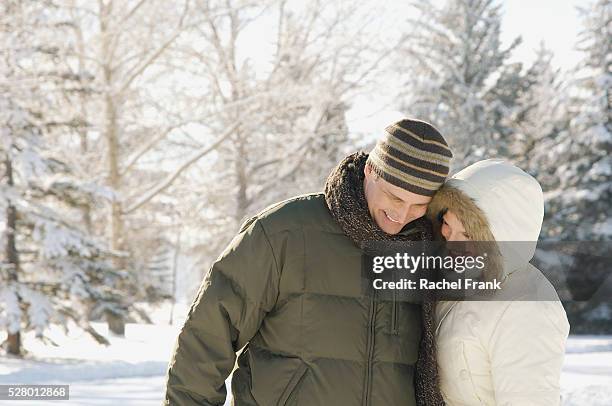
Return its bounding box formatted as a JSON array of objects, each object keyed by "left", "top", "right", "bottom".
[{"left": 385, "top": 191, "right": 403, "bottom": 203}]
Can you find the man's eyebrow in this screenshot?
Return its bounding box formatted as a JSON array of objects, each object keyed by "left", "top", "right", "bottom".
[
  {"left": 384, "top": 189, "right": 404, "bottom": 202},
  {"left": 382, "top": 184, "right": 430, "bottom": 205}
]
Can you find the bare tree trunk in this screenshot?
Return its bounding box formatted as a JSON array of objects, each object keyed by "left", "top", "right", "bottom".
[
  {"left": 6, "top": 331, "right": 21, "bottom": 356},
  {"left": 100, "top": 5, "right": 123, "bottom": 257},
  {"left": 105, "top": 311, "right": 125, "bottom": 336},
  {"left": 229, "top": 19, "right": 248, "bottom": 225},
  {"left": 169, "top": 230, "right": 181, "bottom": 325},
  {"left": 100, "top": 1, "right": 126, "bottom": 336},
  {"left": 234, "top": 132, "right": 249, "bottom": 225},
  {"left": 104, "top": 93, "right": 127, "bottom": 338},
  {"left": 106, "top": 94, "right": 123, "bottom": 256},
  {"left": 74, "top": 14, "right": 93, "bottom": 233},
  {"left": 4, "top": 155, "right": 21, "bottom": 356}
]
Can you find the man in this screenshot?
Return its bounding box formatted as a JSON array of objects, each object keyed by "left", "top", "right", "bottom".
[{"left": 164, "top": 119, "right": 453, "bottom": 405}]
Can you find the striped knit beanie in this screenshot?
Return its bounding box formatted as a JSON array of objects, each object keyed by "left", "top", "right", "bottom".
[{"left": 366, "top": 118, "right": 453, "bottom": 196}]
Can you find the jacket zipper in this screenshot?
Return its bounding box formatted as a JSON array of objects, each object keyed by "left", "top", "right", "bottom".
[
  {"left": 363, "top": 293, "right": 377, "bottom": 406},
  {"left": 435, "top": 301, "right": 458, "bottom": 335},
  {"left": 278, "top": 363, "right": 308, "bottom": 406}
]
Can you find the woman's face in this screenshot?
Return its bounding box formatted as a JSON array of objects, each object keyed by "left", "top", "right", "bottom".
[{"left": 441, "top": 210, "right": 471, "bottom": 241}]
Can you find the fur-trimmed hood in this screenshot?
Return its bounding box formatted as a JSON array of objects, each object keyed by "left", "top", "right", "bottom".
[{"left": 427, "top": 159, "right": 544, "bottom": 277}]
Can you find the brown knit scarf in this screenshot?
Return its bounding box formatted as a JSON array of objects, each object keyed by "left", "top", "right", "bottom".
[{"left": 323, "top": 152, "right": 445, "bottom": 406}]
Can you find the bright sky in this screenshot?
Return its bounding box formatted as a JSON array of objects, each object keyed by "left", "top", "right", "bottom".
[
  {"left": 346, "top": 0, "right": 585, "bottom": 137},
  {"left": 501, "top": 0, "right": 582, "bottom": 69}
]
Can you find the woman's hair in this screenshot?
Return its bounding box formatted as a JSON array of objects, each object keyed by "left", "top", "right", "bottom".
[{"left": 427, "top": 183, "right": 504, "bottom": 282}]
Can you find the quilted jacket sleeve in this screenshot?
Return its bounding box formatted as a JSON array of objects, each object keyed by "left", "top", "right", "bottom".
[{"left": 164, "top": 218, "right": 280, "bottom": 405}]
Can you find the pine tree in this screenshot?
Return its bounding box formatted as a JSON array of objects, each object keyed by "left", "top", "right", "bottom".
[
  {"left": 532, "top": 0, "right": 611, "bottom": 333},
  {"left": 0, "top": 0, "right": 123, "bottom": 355},
  {"left": 509, "top": 44, "right": 570, "bottom": 179},
  {"left": 398, "top": 0, "right": 522, "bottom": 169},
  {"left": 542, "top": 0, "right": 611, "bottom": 241}
]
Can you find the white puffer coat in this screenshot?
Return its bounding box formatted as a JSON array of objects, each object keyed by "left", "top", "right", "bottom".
[{"left": 427, "top": 159, "right": 570, "bottom": 406}]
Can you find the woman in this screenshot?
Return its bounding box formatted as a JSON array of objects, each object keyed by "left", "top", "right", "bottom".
[{"left": 421, "top": 159, "right": 570, "bottom": 405}]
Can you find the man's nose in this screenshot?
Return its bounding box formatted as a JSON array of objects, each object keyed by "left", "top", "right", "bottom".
[{"left": 397, "top": 204, "right": 413, "bottom": 223}]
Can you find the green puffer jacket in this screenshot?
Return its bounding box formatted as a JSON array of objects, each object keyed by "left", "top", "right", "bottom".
[{"left": 165, "top": 193, "right": 423, "bottom": 406}]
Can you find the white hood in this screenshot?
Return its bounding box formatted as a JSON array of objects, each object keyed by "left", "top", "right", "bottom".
[{"left": 446, "top": 159, "right": 544, "bottom": 272}]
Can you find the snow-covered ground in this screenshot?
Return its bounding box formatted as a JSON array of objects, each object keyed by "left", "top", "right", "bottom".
[
  {"left": 560, "top": 335, "right": 612, "bottom": 405},
  {"left": 1, "top": 305, "right": 611, "bottom": 405},
  {"left": 0, "top": 303, "right": 191, "bottom": 406}
]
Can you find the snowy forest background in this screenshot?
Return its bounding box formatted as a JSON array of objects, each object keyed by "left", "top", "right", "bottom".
[{"left": 0, "top": 0, "right": 610, "bottom": 368}]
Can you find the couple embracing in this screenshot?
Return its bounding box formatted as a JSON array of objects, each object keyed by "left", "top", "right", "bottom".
[{"left": 165, "top": 119, "right": 569, "bottom": 406}]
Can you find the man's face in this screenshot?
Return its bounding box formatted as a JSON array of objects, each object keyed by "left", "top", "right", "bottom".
[{"left": 363, "top": 164, "right": 432, "bottom": 235}]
